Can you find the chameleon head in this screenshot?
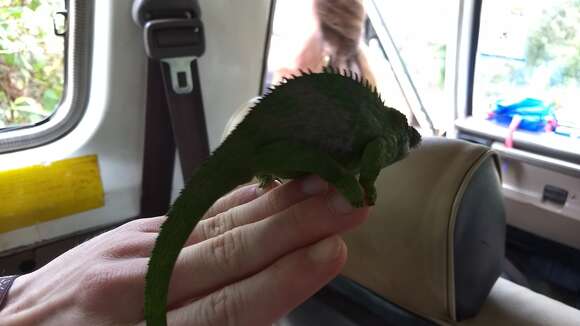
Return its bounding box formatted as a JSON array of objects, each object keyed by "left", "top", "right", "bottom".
[
  {"left": 408, "top": 125, "right": 422, "bottom": 149},
  {"left": 381, "top": 107, "right": 422, "bottom": 162}
]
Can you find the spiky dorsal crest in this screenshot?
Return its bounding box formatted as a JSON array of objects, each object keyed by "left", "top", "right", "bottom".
[
  {"left": 253, "top": 67, "right": 383, "bottom": 111},
  {"left": 226, "top": 66, "right": 389, "bottom": 143}
]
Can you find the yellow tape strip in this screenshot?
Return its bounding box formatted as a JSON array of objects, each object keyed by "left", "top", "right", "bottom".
[{"left": 0, "top": 155, "right": 105, "bottom": 234}]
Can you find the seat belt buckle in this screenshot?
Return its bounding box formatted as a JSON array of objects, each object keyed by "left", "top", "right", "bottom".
[{"left": 144, "top": 18, "right": 205, "bottom": 94}]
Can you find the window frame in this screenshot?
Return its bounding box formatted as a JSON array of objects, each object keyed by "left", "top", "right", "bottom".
[
  {"left": 0, "top": 0, "right": 94, "bottom": 154},
  {"left": 364, "top": 0, "right": 466, "bottom": 136},
  {"left": 455, "top": 0, "right": 580, "bottom": 166},
  {"left": 364, "top": 0, "right": 436, "bottom": 135}
]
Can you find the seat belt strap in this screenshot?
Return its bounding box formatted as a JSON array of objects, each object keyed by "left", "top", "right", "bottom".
[
  {"left": 134, "top": 0, "right": 209, "bottom": 216},
  {"left": 140, "top": 60, "right": 176, "bottom": 217},
  {"left": 159, "top": 56, "right": 209, "bottom": 182}
]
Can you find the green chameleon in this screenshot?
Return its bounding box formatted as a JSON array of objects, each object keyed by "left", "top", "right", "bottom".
[{"left": 144, "top": 68, "right": 421, "bottom": 325}]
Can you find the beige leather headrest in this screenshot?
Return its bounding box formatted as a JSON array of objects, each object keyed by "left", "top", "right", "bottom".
[
  {"left": 342, "top": 137, "right": 505, "bottom": 323},
  {"left": 221, "top": 97, "right": 259, "bottom": 142}
]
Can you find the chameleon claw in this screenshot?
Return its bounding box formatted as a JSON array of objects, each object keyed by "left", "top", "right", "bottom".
[{"left": 365, "top": 191, "right": 377, "bottom": 206}]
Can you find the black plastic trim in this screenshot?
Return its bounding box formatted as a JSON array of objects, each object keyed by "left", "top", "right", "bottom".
[
  {"left": 542, "top": 185, "right": 569, "bottom": 206},
  {"left": 506, "top": 226, "right": 580, "bottom": 272},
  {"left": 465, "top": 0, "right": 483, "bottom": 116},
  {"left": 285, "top": 275, "right": 435, "bottom": 326},
  {"left": 258, "top": 0, "right": 276, "bottom": 94}
]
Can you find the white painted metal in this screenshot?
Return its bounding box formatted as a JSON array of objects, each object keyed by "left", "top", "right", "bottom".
[
  {"left": 0, "top": 0, "right": 271, "bottom": 252},
  {"left": 501, "top": 155, "right": 580, "bottom": 250}
]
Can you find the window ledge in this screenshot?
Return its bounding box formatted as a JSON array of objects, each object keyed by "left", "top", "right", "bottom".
[{"left": 455, "top": 117, "right": 580, "bottom": 165}]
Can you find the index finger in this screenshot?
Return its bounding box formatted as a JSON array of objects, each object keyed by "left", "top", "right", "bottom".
[
  {"left": 201, "top": 183, "right": 266, "bottom": 220},
  {"left": 129, "top": 182, "right": 275, "bottom": 234}
]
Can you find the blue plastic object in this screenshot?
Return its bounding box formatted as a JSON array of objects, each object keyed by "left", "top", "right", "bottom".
[{"left": 489, "top": 98, "right": 555, "bottom": 132}]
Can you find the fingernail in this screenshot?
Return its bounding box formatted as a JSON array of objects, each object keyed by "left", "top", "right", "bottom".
[
  {"left": 308, "top": 236, "right": 343, "bottom": 263},
  {"left": 328, "top": 192, "right": 354, "bottom": 214},
  {"left": 301, "top": 175, "right": 328, "bottom": 195},
  {"left": 255, "top": 185, "right": 267, "bottom": 197},
  {"left": 255, "top": 180, "right": 282, "bottom": 197}
]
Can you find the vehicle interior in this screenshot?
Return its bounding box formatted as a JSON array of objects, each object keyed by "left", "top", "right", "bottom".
[{"left": 1, "top": 0, "right": 579, "bottom": 325}]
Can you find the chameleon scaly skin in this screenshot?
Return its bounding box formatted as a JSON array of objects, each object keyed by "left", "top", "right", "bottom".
[{"left": 144, "top": 68, "right": 421, "bottom": 325}]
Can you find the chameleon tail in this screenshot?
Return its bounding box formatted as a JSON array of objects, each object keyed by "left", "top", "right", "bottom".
[{"left": 144, "top": 150, "right": 253, "bottom": 326}]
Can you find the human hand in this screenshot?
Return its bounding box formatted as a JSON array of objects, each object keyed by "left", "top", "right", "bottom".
[{"left": 0, "top": 176, "right": 369, "bottom": 326}]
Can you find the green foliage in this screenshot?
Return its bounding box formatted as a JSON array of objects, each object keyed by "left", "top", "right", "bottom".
[
  {"left": 525, "top": 0, "right": 580, "bottom": 85},
  {"left": 435, "top": 43, "right": 446, "bottom": 89},
  {"left": 0, "top": 0, "right": 64, "bottom": 128}
]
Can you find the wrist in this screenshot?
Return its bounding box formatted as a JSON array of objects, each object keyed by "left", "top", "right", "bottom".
[
  {"left": 0, "top": 273, "right": 55, "bottom": 325},
  {"left": 0, "top": 271, "right": 78, "bottom": 325},
  {"left": 0, "top": 275, "right": 25, "bottom": 318}
]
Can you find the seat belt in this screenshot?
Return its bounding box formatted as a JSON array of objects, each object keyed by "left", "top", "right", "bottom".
[{"left": 133, "top": 0, "right": 210, "bottom": 217}]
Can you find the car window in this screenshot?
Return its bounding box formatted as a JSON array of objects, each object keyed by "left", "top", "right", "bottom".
[
  {"left": 473, "top": 0, "right": 580, "bottom": 143},
  {"left": 368, "top": 0, "right": 458, "bottom": 132},
  {"left": 0, "top": 0, "right": 65, "bottom": 130}
]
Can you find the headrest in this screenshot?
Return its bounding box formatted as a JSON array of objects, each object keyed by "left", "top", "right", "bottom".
[
  {"left": 341, "top": 137, "right": 505, "bottom": 323},
  {"left": 221, "top": 97, "right": 259, "bottom": 142}
]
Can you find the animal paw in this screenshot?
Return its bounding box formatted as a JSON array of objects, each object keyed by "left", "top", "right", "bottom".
[
  {"left": 257, "top": 174, "right": 276, "bottom": 188},
  {"left": 334, "top": 176, "right": 365, "bottom": 208},
  {"left": 365, "top": 189, "right": 377, "bottom": 206}
]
